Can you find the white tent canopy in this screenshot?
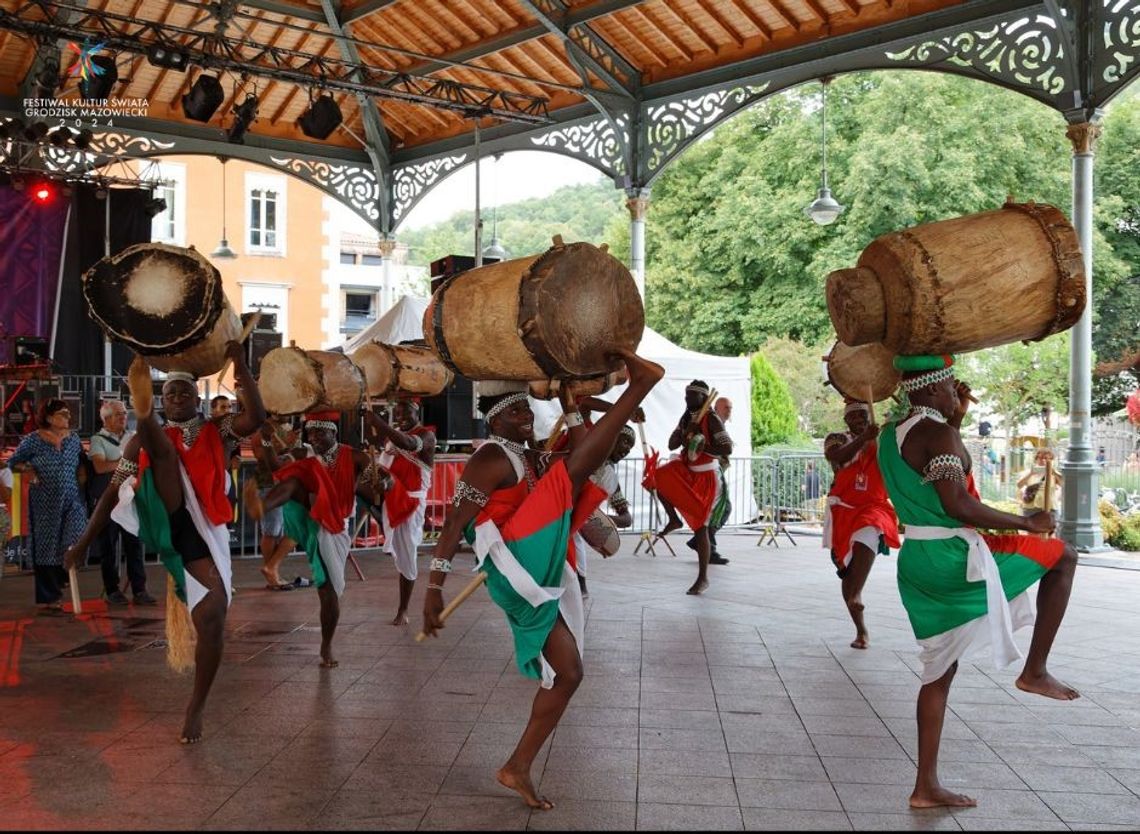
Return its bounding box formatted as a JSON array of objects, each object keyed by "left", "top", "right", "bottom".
[{"left": 339, "top": 294, "right": 429, "bottom": 352}]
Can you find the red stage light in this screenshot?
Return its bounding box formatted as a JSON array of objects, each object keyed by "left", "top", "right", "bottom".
[{"left": 32, "top": 184, "right": 54, "bottom": 203}]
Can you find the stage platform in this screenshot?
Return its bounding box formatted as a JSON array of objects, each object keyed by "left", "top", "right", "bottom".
[{"left": 1, "top": 534, "right": 1138, "bottom": 830}]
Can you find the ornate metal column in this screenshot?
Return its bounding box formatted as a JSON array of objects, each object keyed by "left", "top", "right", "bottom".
[
  {"left": 378, "top": 236, "right": 397, "bottom": 314},
  {"left": 1061, "top": 119, "right": 1107, "bottom": 552},
  {"left": 625, "top": 187, "right": 650, "bottom": 298}
]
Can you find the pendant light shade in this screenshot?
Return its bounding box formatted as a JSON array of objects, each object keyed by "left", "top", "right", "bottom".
[
  {"left": 210, "top": 157, "right": 237, "bottom": 259},
  {"left": 805, "top": 78, "right": 845, "bottom": 226}
]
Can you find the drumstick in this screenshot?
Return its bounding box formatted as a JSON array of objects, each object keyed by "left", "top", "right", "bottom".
[
  {"left": 216, "top": 311, "right": 262, "bottom": 382},
  {"left": 544, "top": 415, "right": 565, "bottom": 451},
  {"left": 865, "top": 384, "right": 876, "bottom": 426},
  {"left": 415, "top": 571, "right": 487, "bottom": 642},
  {"left": 68, "top": 565, "right": 82, "bottom": 615},
  {"left": 1041, "top": 458, "right": 1055, "bottom": 539}
]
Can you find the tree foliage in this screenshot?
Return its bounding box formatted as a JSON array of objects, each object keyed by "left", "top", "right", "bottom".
[
  {"left": 758, "top": 336, "right": 842, "bottom": 438},
  {"left": 751, "top": 353, "right": 798, "bottom": 449},
  {"left": 962, "top": 335, "right": 1072, "bottom": 437}
]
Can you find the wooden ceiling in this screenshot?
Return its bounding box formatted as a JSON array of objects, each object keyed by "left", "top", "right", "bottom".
[{"left": 0, "top": 0, "right": 968, "bottom": 152}]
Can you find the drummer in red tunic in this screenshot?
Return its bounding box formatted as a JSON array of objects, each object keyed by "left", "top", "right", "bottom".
[
  {"left": 823, "top": 399, "right": 901, "bottom": 649},
  {"left": 245, "top": 411, "right": 386, "bottom": 667},
  {"left": 651, "top": 380, "right": 732, "bottom": 595}
]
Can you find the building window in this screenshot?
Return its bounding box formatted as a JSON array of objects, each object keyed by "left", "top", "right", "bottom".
[
  {"left": 143, "top": 161, "right": 186, "bottom": 245},
  {"left": 341, "top": 289, "right": 378, "bottom": 335},
  {"left": 340, "top": 251, "right": 356, "bottom": 265},
  {"left": 241, "top": 284, "right": 290, "bottom": 345},
  {"left": 245, "top": 172, "right": 286, "bottom": 255},
  {"left": 361, "top": 254, "right": 383, "bottom": 267}
]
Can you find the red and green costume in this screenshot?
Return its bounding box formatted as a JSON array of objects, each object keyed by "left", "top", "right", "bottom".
[
  {"left": 879, "top": 414, "right": 1065, "bottom": 683},
  {"left": 469, "top": 441, "right": 607, "bottom": 687},
  {"left": 648, "top": 413, "right": 720, "bottom": 531},
  {"left": 274, "top": 445, "right": 357, "bottom": 596},
  {"left": 379, "top": 426, "right": 431, "bottom": 581},
  {"left": 111, "top": 420, "right": 233, "bottom": 610},
  {"left": 823, "top": 439, "right": 900, "bottom": 575}
]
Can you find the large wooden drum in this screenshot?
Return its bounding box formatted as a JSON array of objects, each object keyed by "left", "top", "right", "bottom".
[
  {"left": 258, "top": 347, "right": 365, "bottom": 414},
  {"left": 349, "top": 342, "right": 453, "bottom": 399},
  {"left": 824, "top": 341, "right": 900, "bottom": 403},
  {"left": 529, "top": 369, "right": 628, "bottom": 400},
  {"left": 826, "top": 201, "right": 1086, "bottom": 355},
  {"left": 425, "top": 240, "right": 644, "bottom": 381},
  {"left": 83, "top": 242, "right": 242, "bottom": 377}
]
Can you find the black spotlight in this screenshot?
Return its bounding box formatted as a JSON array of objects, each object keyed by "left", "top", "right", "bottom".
[
  {"left": 226, "top": 94, "right": 258, "bottom": 144},
  {"left": 298, "top": 93, "right": 342, "bottom": 140},
  {"left": 144, "top": 195, "right": 167, "bottom": 217},
  {"left": 146, "top": 43, "right": 189, "bottom": 71},
  {"left": 49, "top": 127, "right": 76, "bottom": 146},
  {"left": 0, "top": 119, "right": 23, "bottom": 140},
  {"left": 23, "top": 121, "right": 49, "bottom": 142},
  {"left": 80, "top": 53, "right": 119, "bottom": 100},
  {"left": 182, "top": 74, "right": 225, "bottom": 122},
  {"left": 73, "top": 128, "right": 94, "bottom": 149}
]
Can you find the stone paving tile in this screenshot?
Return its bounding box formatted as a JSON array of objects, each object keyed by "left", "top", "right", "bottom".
[
  {"left": 730, "top": 753, "right": 828, "bottom": 782},
  {"left": 417, "top": 794, "right": 534, "bottom": 831},
  {"left": 525, "top": 799, "right": 636, "bottom": 831},
  {"left": 1037, "top": 791, "right": 1140, "bottom": 825},
  {"left": 639, "top": 747, "right": 732, "bottom": 776},
  {"left": 1009, "top": 762, "right": 1130, "bottom": 793},
  {"left": 635, "top": 802, "right": 744, "bottom": 830},
  {"left": 735, "top": 778, "right": 842, "bottom": 811},
  {"left": 539, "top": 769, "right": 638, "bottom": 802},
  {"left": 639, "top": 774, "right": 740, "bottom": 806},
  {"left": 740, "top": 808, "right": 853, "bottom": 830},
  {"left": 845, "top": 811, "right": 963, "bottom": 830}
]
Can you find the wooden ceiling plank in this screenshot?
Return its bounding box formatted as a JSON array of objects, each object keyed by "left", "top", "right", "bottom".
[
  {"left": 766, "top": 0, "right": 802, "bottom": 31},
  {"left": 633, "top": 5, "right": 694, "bottom": 62},
  {"left": 608, "top": 12, "right": 669, "bottom": 68},
  {"left": 588, "top": 16, "right": 649, "bottom": 70},
  {"left": 799, "top": 0, "right": 829, "bottom": 22},
  {"left": 658, "top": 2, "right": 719, "bottom": 54},
  {"left": 488, "top": 51, "right": 551, "bottom": 96},
  {"left": 723, "top": 0, "right": 772, "bottom": 39},
  {"left": 426, "top": 0, "right": 486, "bottom": 41},
  {"left": 837, "top": 0, "right": 863, "bottom": 15},
  {"left": 388, "top": 6, "right": 453, "bottom": 53},
  {"left": 693, "top": 0, "right": 745, "bottom": 47},
  {"left": 527, "top": 38, "right": 579, "bottom": 83}
]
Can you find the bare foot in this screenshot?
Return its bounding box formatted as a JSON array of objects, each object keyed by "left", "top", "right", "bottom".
[
  {"left": 179, "top": 711, "right": 203, "bottom": 745},
  {"left": 850, "top": 634, "right": 869, "bottom": 650},
  {"left": 686, "top": 578, "right": 709, "bottom": 595},
  {"left": 391, "top": 610, "right": 409, "bottom": 626},
  {"left": 496, "top": 766, "right": 554, "bottom": 810},
  {"left": 1016, "top": 671, "right": 1080, "bottom": 700},
  {"left": 259, "top": 565, "right": 274, "bottom": 586},
  {"left": 127, "top": 355, "right": 153, "bottom": 418},
  {"left": 615, "top": 349, "right": 665, "bottom": 390},
  {"left": 243, "top": 480, "right": 265, "bottom": 521},
  {"left": 320, "top": 643, "right": 338, "bottom": 668},
  {"left": 910, "top": 785, "right": 977, "bottom": 808},
  {"left": 659, "top": 518, "right": 683, "bottom": 537}
]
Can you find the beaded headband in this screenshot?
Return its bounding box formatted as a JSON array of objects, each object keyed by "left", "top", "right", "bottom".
[
  {"left": 844, "top": 401, "right": 871, "bottom": 415},
  {"left": 164, "top": 371, "right": 197, "bottom": 385},
  {"left": 900, "top": 365, "right": 954, "bottom": 392},
  {"left": 686, "top": 385, "right": 709, "bottom": 395},
  {"left": 304, "top": 420, "right": 338, "bottom": 432},
  {"left": 484, "top": 392, "right": 529, "bottom": 423}
]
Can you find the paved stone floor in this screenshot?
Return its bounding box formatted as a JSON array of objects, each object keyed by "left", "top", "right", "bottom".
[{"left": 2, "top": 532, "right": 1140, "bottom": 830}]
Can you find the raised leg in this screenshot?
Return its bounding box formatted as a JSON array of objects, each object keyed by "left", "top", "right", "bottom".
[
  {"left": 1016, "top": 544, "right": 1079, "bottom": 700},
  {"left": 497, "top": 617, "right": 582, "bottom": 811},
  {"left": 687, "top": 526, "right": 710, "bottom": 595},
  {"left": 842, "top": 543, "right": 876, "bottom": 649},
  {"left": 127, "top": 355, "right": 183, "bottom": 513},
  {"left": 245, "top": 477, "right": 308, "bottom": 521},
  {"left": 179, "top": 556, "right": 227, "bottom": 745},
  {"left": 657, "top": 498, "right": 683, "bottom": 537},
  {"left": 911, "top": 661, "right": 976, "bottom": 808},
  {"left": 317, "top": 582, "right": 340, "bottom": 667}
]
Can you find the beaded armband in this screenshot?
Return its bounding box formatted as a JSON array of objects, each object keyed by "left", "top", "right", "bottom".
[
  {"left": 218, "top": 413, "right": 238, "bottom": 440},
  {"left": 110, "top": 457, "right": 139, "bottom": 487},
  {"left": 610, "top": 491, "right": 629, "bottom": 513},
  {"left": 922, "top": 454, "right": 967, "bottom": 485},
  {"left": 452, "top": 480, "right": 489, "bottom": 508},
  {"left": 429, "top": 558, "right": 452, "bottom": 574},
  {"left": 563, "top": 410, "right": 583, "bottom": 428},
  {"left": 408, "top": 434, "right": 424, "bottom": 453}
]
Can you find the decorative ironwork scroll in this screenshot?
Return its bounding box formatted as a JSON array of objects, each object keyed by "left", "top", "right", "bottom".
[
  {"left": 529, "top": 114, "right": 629, "bottom": 177},
  {"left": 271, "top": 156, "right": 380, "bottom": 222},
  {"left": 1099, "top": 0, "right": 1140, "bottom": 86},
  {"left": 644, "top": 84, "right": 770, "bottom": 175},
  {"left": 391, "top": 153, "right": 467, "bottom": 224},
  {"left": 885, "top": 15, "right": 1070, "bottom": 98}
]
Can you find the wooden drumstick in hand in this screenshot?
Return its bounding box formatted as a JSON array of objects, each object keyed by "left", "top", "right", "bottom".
[
  {"left": 415, "top": 572, "right": 487, "bottom": 642},
  {"left": 216, "top": 311, "right": 261, "bottom": 382}
]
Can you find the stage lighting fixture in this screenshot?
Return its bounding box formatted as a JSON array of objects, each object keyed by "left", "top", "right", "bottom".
[
  {"left": 144, "top": 195, "right": 168, "bottom": 217},
  {"left": 146, "top": 43, "right": 189, "bottom": 71},
  {"left": 23, "top": 121, "right": 49, "bottom": 142},
  {"left": 182, "top": 74, "right": 225, "bottom": 122},
  {"left": 226, "top": 94, "right": 258, "bottom": 144},
  {"left": 73, "top": 128, "right": 94, "bottom": 149},
  {"left": 80, "top": 54, "right": 119, "bottom": 100},
  {"left": 49, "top": 127, "right": 76, "bottom": 147},
  {"left": 32, "top": 183, "right": 54, "bottom": 204},
  {"left": 298, "top": 93, "right": 342, "bottom": 140}
]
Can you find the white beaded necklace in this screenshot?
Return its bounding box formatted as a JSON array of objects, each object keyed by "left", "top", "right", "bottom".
[
  {"left": 317, "top": 442, "right": 340, "bottom": 469},
  {"left": 165, "top": 415, "right": 204, "bottom": 447},
  {"left": 490, "top": 435, "right": 537, "bottom": 490},
  {"left": 909, "top": 405, "right": 948, "bottom": 424}
]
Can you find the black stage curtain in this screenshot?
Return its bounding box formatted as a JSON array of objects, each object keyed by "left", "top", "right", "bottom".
[{"left": 54, "top": 186, "right": 151, "bottom": 377}]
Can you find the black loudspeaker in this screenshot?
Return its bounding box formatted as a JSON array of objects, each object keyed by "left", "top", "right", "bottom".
[
  {"left": 421, "top": 375, "right": 484, "bottom": 442},
  {"left": 247, "top": 330, "right": 282, "bottom": 377},
  {"left": 14, "top": 336, "right": 49, "bottom": 365},
  {"left": 80, "top": 54, "right": 119, "bottom": 100}
]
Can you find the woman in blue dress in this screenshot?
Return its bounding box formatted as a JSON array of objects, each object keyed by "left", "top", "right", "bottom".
[{"left": 9, "top": 399, "right": 88, "bottom": 613}]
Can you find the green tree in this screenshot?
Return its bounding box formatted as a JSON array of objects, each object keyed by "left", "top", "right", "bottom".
[
  {"left": 751, "top": 353, "right": 798, "bottom": 449},
  {"left": 758, "top": 336, "right": 843, "bottom": 438},
  {"left": 962, "top": 335, "right": 1071, "bottom": 438}
]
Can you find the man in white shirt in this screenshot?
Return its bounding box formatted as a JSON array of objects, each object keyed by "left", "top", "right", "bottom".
[{"left": 88, "top": 400, "right": 155, "bottom": 605}]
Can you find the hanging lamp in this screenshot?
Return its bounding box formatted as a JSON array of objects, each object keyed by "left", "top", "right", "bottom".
[
  {"left": 805, "top": 78, "right": 845, "bottom": 226},
  {"left": 210, "top": 156, "right": 237, "bottom": 259}
]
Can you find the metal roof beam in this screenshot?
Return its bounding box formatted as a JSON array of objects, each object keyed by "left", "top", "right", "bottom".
[
  {"left": 516, "top": 0, "right": 638, "bottom": 98},
  {"left": 240, "top": 0, "right": 328, "bottom": 23},
  {"left": 342, "top": 0, "right": 399, "bottom": 25}
]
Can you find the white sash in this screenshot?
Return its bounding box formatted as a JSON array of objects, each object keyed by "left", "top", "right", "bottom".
[
  {"left": 821, "top": 495, "right": 853, "bottom": 549},
  {"left": 904, "top": 525, "right": 1021, "bottom": 671}
]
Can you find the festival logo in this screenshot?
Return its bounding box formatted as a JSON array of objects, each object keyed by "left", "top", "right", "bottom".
[{"left": 67, "top": 40, "right": 107, "bottom": 86}]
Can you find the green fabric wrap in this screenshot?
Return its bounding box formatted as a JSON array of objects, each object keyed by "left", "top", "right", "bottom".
[
  {"left": 282, "top": 501, "right": 328, "bottom": 588},
  {"left": 893, "top": 354, "right": 956, "bottom": 372},
  {"left": 132, "top": 469, "right": 188, "bottom": 603}
]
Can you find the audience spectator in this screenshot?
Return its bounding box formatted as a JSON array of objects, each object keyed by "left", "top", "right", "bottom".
[{"left": 8, "top": 399, "right": 88, "bottom": 614}]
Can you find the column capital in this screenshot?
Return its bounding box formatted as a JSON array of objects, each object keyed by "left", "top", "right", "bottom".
[
  {"left": 626, "top": 187, "right": 651, "bottom": 221},
  {"left": 1065, "top": 122, "right": 1102, "bottom": 155},
  {"left": 377, "top": 237, "right": 397, "bottom": 258}
]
